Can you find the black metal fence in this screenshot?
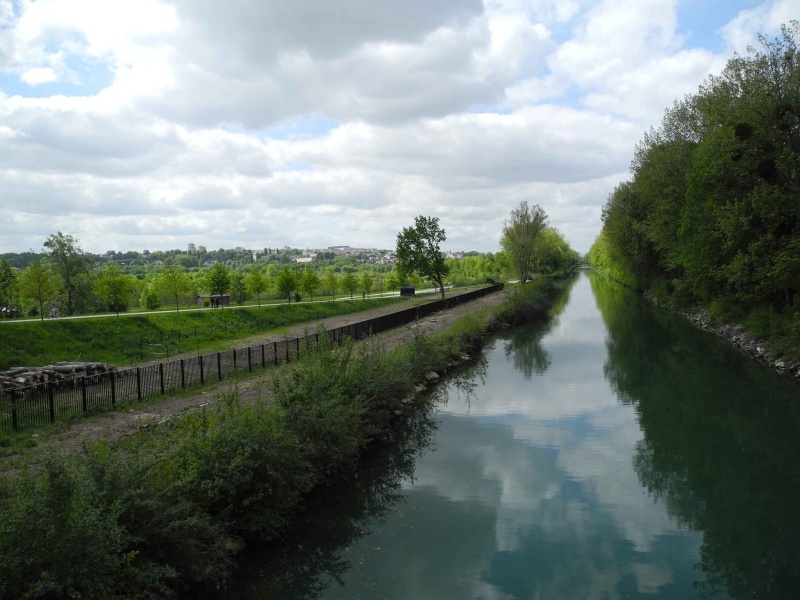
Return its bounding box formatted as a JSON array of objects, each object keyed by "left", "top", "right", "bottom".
[{"left": 0, "top": 284, "right": 503, "bottom": 432}]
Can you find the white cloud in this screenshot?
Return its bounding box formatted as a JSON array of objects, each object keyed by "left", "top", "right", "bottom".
[{"left": 0, "top": 0, "right": 788, "bottom": 254}]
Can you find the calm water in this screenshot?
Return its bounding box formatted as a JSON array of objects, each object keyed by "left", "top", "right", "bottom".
[{"left": 225, "top": 272, "right": 800, "bottom": 600}]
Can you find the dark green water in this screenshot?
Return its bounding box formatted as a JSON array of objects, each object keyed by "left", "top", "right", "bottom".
[{"left": 225, "top": 272, "right": 800, "bottom": 600}]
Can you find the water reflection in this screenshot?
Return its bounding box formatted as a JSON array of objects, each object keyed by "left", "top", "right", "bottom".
[
  {"left": 219, "top": 361, "right": 488, "bottom": 599},
  {"left": 502, "top": 275, "right": 579, "bottom": 379},
  {"left": 591, "top": 272, "right": 800, "bottom": 599}
]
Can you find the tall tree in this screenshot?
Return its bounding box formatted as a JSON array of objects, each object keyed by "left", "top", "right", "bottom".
[
  {"left": 230, "top": 272, "right": 248, "bottom": 305},
  {"left": 157, "top": 263, "right": 192, "bottom": 312},
  {"left": 17, "top": 259, "right": 61, "bottom": 321},
  {"left": 323, "top": 269, "right": 339, "bottom": 300},
  {"left": 206, "top": 263, "right": 232, "bottom": 307},
  {"left": 43, "top": 232, "right": 94, "bottom": 314},
  {"left": 300, "top": 268, "right": 321, "bottom": 301},
  {"left": 360, "top": 272, "right": 374, "bottom": 296},
  {"left": 396, "top": 215, "right": 450, "bottom": 299},
  {"left": 341, "top": 272, "right": 358, "bottom": 299},
  {"left": 276, "top": 267, "right": 297, "bottom": 301},
  {"left": 246, "top": 268, "right": 268, "bottom": 307},
  {"left": 0, "top": 258, "right": 18, "bottom": 315},
  {"left": 93, "top": 262, "right": 136, "bottom": 315},
  {"left": 501, "top": 202, "right": 548, "bottom": 283},
  {"left": 386, "top": 271, "right": 399, "bottom": 296}
]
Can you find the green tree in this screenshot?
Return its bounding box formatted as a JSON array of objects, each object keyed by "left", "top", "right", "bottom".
[
  {"left": 277, "top": 267, "right": 297, "bottom": 301},
  {"left": 157, "top": 263, "right": 192, "bottom": 312},
  {"left": 360, "top": 272, "right": 374, "bottom": 296},
  {"left": 501, "top": 202, "right": 548, "bottom": 283},
  {"left": 323, "top": 269, "right": 339, "bottom": 300},
  {"left": 206, "top": 263, "right": 231, "bottom": 306},
  {"left": 93, "top": 262, "right": 136, "bottom": 315},
  {"left": 230, "top": 272, "right": 248, "bottom": 305},
  {"left": 386, "top": 271, "right": 399, "bottom": 296},
  {"left": 0, "top": 258, "right": 18, "bottom": 315},
  {"left": 246, "top": 268, "right": 269, "bottom": 307},
  {"left": 43, "top": 232, "right": 94, "bottom": 315},
  {"left": 341, "top": 272, "right": 358, "bottom": 299},
  {"left": 300, "top": 268, "right": 321, "bottom": 301},
  {"left": 139, "top": 285, "right": 160, "bottom": 310},
  {"left": 396, "top": 215, "right": 450, "bottom": 299},
  {"left": 18, "top": 259, "right": 61, "bottom": 321}
]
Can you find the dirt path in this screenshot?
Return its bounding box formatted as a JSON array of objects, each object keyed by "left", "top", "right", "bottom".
[{"left": 1, "top": 288, "right": 510, "bottom": 471}]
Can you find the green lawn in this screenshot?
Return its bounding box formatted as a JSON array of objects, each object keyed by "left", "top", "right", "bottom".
[{"left": 0, "top": 297, "right": 403, "bottom": 370}]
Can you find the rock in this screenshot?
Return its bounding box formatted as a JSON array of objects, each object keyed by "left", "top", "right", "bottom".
[
  {"left": 775, "top": 360, "right": 786, "bottom": 371},
  {"left": 401, "top": 396, "right": 414, "bottom": 404},
  {"left": 414, "top": 384, "right": 427, "bottom": 393},
  {"left": 394, "top": 410, "right": 403, "bottom": 416},
  {"left": 460, "top": 354, "right": 471, "bottom": 362},
  {"left": 424, "top": 371, "right": 439, "bottom": 382}
]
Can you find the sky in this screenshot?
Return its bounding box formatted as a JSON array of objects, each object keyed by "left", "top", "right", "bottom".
[{"left": 0, "top": 0, "right": 794, "bottom": 256}]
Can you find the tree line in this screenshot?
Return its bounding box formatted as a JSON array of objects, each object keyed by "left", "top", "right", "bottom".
[{"left": 589, "top": 23, "right": 800, "bottom": 348}]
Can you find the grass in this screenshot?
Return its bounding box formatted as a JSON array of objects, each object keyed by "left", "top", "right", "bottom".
[{"left": 0, "top": 298, "right": 404, "bottom": 370}]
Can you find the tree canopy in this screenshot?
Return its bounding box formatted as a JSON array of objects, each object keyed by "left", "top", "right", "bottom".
[
  {"left": 396, "top": 215, "right": 450, "bottom": 299},
  {"left": 501, "top": 201, "right": 548, "bottom": 283},
  {"left": 589, "top": 22, "right": 800, "bottom": 341}
]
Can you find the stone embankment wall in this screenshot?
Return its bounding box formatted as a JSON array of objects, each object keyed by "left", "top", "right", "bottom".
[{"left": 643, "top": 292, "right": 800, "bottom": 382}]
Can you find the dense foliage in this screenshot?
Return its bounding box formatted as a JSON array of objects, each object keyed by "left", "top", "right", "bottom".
[{"left": 589, "top": 23, "right": 800, "bottom": 356}]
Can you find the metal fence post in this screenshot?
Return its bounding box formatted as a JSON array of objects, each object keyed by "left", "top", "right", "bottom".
[
  {"left": 274, "top": 341, "right": 278, "bottom": 365},
  {"left": 11, "top": 396, "right": 18, "bottom": 431},
  {"left": 217, "top": 352, "right": 222, "bottom": 381},
  {"left": 180, "top": 359, "right": 186, "bottom": 389},
  {"left": 199, "top": 355, "right": 204, "bottom": 385},
  {"left": 81, "top": 376, "right": 88, "bottom": 412},
  {"left": 261, "top": 344, "right": 266, "bottom": 368},
  {"left": 48, "top": 382, "right": 55, "bottom": 423},
  {"left": 233, "top": 348, "right": 237, "bottom": 372},
  {"left": 248, "top": 346, "right": 252, "bottom": 373},
  {"left": 159, "top": 362, "right": 165, "bottom": 394},
  {"left": 110, "top": 373, "right": 117, "bottom": 406},
  {"left": 136, "top": 367, "right": 142, "bottom": 401}
]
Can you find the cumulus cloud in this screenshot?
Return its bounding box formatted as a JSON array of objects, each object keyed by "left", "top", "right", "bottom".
[{"left": 0, "top": 0, "right": 790, "bottom": 254}]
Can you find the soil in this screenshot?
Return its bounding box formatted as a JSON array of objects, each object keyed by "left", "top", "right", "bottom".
[{"left": 1, "top": 288, "right": 510, "bottom": 472}]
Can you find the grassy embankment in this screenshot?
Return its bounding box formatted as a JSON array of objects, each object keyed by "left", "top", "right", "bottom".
[
  {"left": 0, "top": 280, "right": 556, "bottom": 600},
  {"left": 0, "top": 298, "right": 402, "bottom": 370}
]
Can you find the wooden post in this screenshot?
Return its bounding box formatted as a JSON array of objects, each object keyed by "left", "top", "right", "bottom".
[
  {"left": 233, "top": 348, "right": 238, "bottom": 372},
  {"left": 296, "top": 337, "right": 300, "bottom": 359},
  {"left": 273, "top": 341, "right": 278, "bottom": 365},
  {"left": 285, "top": 340, "right": 290, "bottom": 363},
  {"left": 261, "top": 344, "right": 266, "bottom": 368},
  {"left": 247, "top": 346, "right": 252, "bottom": 372}
]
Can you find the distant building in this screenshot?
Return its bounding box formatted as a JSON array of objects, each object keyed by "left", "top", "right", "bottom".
[
  {"left": 198, "top": 246, "right": 207, "bottom": 253},
  {"left": 293, "top": 256, "right": 313, "bottom": 263},
  {"left": 188, "top": 243, "right": 196, "bottom": 253},
  {"left": 328, "top": 246, "right": 351, "bottom": 253},
  {"left": 142, "top": 249, "right": 150, "bottom": 255}
]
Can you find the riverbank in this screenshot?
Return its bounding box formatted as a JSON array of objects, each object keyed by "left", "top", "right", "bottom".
[
  {"left": 0, "top": 280, "right": 559, "bottom": 600},
  {"left": 641, "top": 291, "right": 800, "bottom": 381}
]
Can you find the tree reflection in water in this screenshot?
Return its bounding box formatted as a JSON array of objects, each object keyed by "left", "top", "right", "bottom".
[
  {"left": 502, "top": 275, "right": 577, "bottom": 379},
  {"left": 215, "top": 359, "right": 488, "bottom": 600},
  {"left": 591, "top": 272, "right": 800, "bottom": 600}
]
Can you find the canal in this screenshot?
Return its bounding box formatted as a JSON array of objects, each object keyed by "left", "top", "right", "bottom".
[{"left": 224, "top": 271, "right": 800, "bottom": 599}]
